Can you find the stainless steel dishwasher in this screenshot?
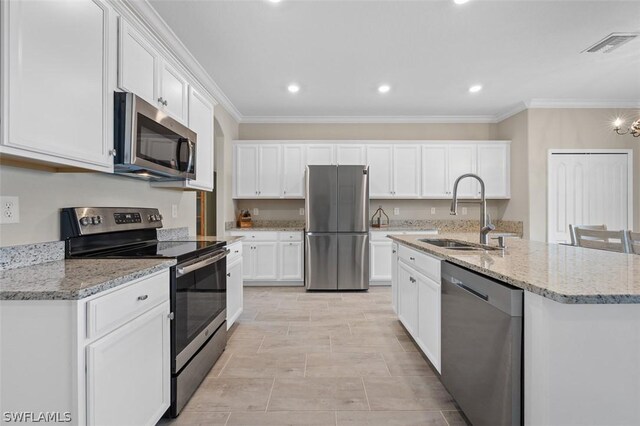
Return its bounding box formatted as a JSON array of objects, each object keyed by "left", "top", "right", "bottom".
[{"left": 441, "top": 262, "right": 523, "bottom": 426}]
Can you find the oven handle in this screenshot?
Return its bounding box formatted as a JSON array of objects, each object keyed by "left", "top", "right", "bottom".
[{"left": 176, "top": 249, "right": 229, "bottom": 277}]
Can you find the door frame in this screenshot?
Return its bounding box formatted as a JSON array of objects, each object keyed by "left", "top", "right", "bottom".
[{"left": 547, "top": 149, "right": 634, "bottom": 242}]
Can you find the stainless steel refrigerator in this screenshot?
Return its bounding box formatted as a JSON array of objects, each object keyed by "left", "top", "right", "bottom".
[{"left": 305, "top": 165, "right": 369, "bottom": 291}]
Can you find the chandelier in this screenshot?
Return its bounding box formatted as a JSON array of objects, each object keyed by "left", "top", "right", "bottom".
[{"left": 613, "top": 118, "right": 640, "bottom": 137}]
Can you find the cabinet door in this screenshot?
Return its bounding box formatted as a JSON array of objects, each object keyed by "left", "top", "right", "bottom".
[
  {"left": 306, "top": 145, "right": 335, "bottom": 165},
  {"left": 448, "top": 144, "right": 477, "bottom": 198},
  {"left": 417, "top": 274, "right": 441, "bottom": 372},
  {"left": 118, "top": 18, "right": 158, "bottom": 105},
  {"left": 282, "top": 145, "right": 306, "bottom": 198},
  {"left": 422, "top": 145, "right": 449, "bottom": 198},
  {"left": 4, "top": 0, "right": 113, "bottom": 170},
  {"left": 258, "top": 145, "right": 282, "bottom": 197},
  {"left": 477, "top": 143, "right": 510, "bottom": 199},
  {"left": 254, "top": 242, "right": 278, "bottom": 280},
  {"left": 159, "top": 60, "right": 189, "bottom": 123},
  {"left": 187, "top": 87, "right": 215, "bottom": 191},
  {"left": 86, "top": 302, "right": 170, "bottom": 426},
  {"left": 397, "top": 262, "right": 418, "bottom": 336},
  {"left": 393, "top": 145, "right": 421, "bottom": 198},
  {"left": 242, "top": 242, "right": 254, "bottom": 279},
  {"left": 366, "top": 145, "right": 394, "bottom": 198},
  {"left": 391, "top": 243, "right": 399, "bottom": 313},
  {"left": 370, "top": 241, "right": 393, "bottom": 281},
  {"left": 226, "top": 258, "right": 243, "bottom": 328},
  {"left": 336, "top": 144, "right": 366, "bottom": 165},
  {"left": 235, "top": 145, "right": 259, "bottom": 197},
  {"left": 279, "top": 242, "right": 303, "bottom": 280}
]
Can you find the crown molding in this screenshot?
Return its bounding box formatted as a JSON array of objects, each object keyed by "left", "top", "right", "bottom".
[
  {"left": 525, "top": 98, "right": 640, "bottom": 109},
  {"left": 493, "top": 102, "right": 529, "bottom": 123},
  {"left": 239, "top": 115, "right": 498, "bottom": 124},
  {"left": 116, "top": 0, "right": 242, "bottom": 122}
]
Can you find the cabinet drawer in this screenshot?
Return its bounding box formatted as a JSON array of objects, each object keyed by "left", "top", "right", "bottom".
[
  {"left": 86, "top": 271, "right": 169, "bottom": 339},
  {"left": 229, "top": 231, "right": 278, "bottom": 241},
  {"left": 398, "top": 245, "right": 441, "bottom": 282},
  {"left": 279, "top": 231, "right": 302, "bottom": 241},
  {"left": 226, "top": 241, "right": 243, "bottom": 263}
]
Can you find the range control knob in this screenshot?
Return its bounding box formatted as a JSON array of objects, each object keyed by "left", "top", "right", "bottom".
[
  {"left": 92, "top": 216, "right": 102, "bottom": 225},
  {"left": 157, "top": 214, "right": 163, "bottom": 221},
  {"left": 148, "top": 214, "right": 155, "bottom": 222},
  {"left": 79, "top": 217, "right": 91, "bottom": 226}
]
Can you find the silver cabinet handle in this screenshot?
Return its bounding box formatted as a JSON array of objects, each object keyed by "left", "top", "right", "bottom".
[
  {"left": 409, "top": 256, "right": 415, "bottom": 261},
  {"left": 392, "top": 250, "right": 396, "bottom": 253},
  {"left": 108, "top": 149, "right": 117, "bottom": 157},
  {"left": 227, "top": 272, "right": 231, "bottom": 277},
  {"left": 158, "top": 97, "right": 165, "bottom": 105},
  {"left": 137, "top": 295, "right": 148, "bottom": 301},
  {"left": 168, "top": 312, "right": 174, "bottom": 320},
  {"left": 409, "top": 277, "right": 416, "bottom": 283}
]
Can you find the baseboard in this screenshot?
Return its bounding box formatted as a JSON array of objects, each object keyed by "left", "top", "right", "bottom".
[
  {"left": 243, "top": 281, "right": 304, "bottom": 287},
  {"left": 370, "top": 281, "right": 391, "bottom": 286}
]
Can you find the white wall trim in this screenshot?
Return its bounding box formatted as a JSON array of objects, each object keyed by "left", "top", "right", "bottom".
[
  {"left": 239, "top": 115, "right": 498, "bottom": 124},
  {"left": 527, "top": 99, "right": 640, "bottom": 110}
]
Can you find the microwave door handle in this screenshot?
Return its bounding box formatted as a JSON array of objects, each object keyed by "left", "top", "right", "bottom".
[
  {"left": 186, "top": 140, "right": 195, "bottom": 175},
  {"left": 176, "top": 138, "right": 185, "bottom": 171}
]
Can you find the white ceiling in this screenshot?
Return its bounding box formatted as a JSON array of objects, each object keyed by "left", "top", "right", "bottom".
[{"left": 149, "top": 0, "right": 640, "bottom": 122}]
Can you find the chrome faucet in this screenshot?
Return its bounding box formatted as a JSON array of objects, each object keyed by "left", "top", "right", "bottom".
[{"left": 450, "top": 173, "right": 495, "bottom": 245}]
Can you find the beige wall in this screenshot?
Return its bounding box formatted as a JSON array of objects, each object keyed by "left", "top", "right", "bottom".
[
  {"left": 0, "top": 166, "right": 196, "bottom": 246},
  {"left": 526, "top": 108, "right": 640, "bottom": 241},
  {"left": 494, "top": 110, "right": 530, "bottom": 239},
  {"left": 214, "top": 105, "right": 240, "bottom": 235}
]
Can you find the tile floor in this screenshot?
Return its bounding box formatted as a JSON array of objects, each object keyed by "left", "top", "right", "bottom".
[{"left": 158, "top": 286, "right": 469, "bottom": 426}]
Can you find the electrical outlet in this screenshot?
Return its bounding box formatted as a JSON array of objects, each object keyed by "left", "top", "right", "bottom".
[
  {"left": 299, "top": 208, "right": 305, "bottom": 216},
  {"left": 253, "top": 208, "right": 259, "bottom": 216},
  {"left": 430, "top": 207, "right": 436, "bottom": 215},
  {"left": 171, "top": 204, "right": 178, "bottom": 218},
  {"left": 462, "top": 207, "right": 468, "bottom": 215},
  {"left": 0, "top": 196, "right": 20, "bottom": 224},
  {"left": 393, "top": 208, "right": 400, "bottom": 216}
]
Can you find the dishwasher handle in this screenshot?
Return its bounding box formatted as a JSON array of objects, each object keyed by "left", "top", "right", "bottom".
[{"left": 453, "top": 279, "right": 489, "bottom": 301}]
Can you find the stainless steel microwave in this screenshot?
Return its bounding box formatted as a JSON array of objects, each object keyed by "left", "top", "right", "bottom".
[{"left": 114, "top": 92, "right": 196, "bottom": 180}]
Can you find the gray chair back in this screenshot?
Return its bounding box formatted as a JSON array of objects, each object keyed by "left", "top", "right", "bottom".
[
  {"left": 569, "top": 224, "right": 607, "bottom": 246},
  {"left": 574, "top": 228, "right": 629, "bottom": 253}
]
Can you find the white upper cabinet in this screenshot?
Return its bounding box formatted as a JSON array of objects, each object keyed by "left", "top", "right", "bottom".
[
  {"left": 367, "top": 145, "right": 394, "bottom": 197},
  {"left": 306, "top": 144, "right": 335, "bottom": 165},
  {"left": 282, "top": 145, "right": 306, "bottom": 198},
  {"left": 1, "top": 0, "right": 114, "bottom": 171},
  {"left": 235, "top": 145, "right": 259, "bottom": 197},
  {"left": 447, "top": 144, "right": 477, "bottom": 198},
  {"left": 118, "top": 18, "right": 158, "bottom": 105},
  {"left": 336, "top": 144, "right": 366, "bottom": 165},
  {"left": 185, "top": 87, "right": 215, "bottom": 190},
  {"left": 258, "top": 145, "right": 282, "bottom": 197},
  {"left": 159, "top": 61, "right": 189, "bottom": 124},
  {"left": 476, "top": 143, "right": 510, "bottom": 199},
  {"left": 393, "top": 145, "right": 421, "bottom": 198},
  {"left": 422, "top": 145, "right": 449, "bottom": 198}
]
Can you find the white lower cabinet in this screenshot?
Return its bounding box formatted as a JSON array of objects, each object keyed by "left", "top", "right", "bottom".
[
  {"left": 394, "top": 244, "right": 441, "bottom": 373},
  {"left": 0, "top": 270, "right": 171, "bottom": 426},
  {"left": 370, "top": 230, "right": 438, "bottom": 284},
  {"left": 280, "top": 242, "right": 304, "bottom": 280},
  {"left": 226, "top": 241, "right": 243, "bottom": 329}
]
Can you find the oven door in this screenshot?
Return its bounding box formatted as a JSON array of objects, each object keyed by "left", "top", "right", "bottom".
[
  {"left": 115, "top": 92, "right": 197, "bottom": 180},
  {"left": 172, "top": 249, "right": 228, "bottom": 373}
]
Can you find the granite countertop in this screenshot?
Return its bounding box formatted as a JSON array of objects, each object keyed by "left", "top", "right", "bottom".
[
  {"left": 228, "top": 227, "right": 305, "bottom": 232},
  {"left": 0, "top": 258, "right": 175, "bottom": 301},
  {"left": 389, "top": 233, "right": 640, "bottom": 304},
  {"left": 370, "top": 226, "right": 438, "bottom": 232},
  {"left": 174, "top": 235, "right": 244, "bottom": 244}
]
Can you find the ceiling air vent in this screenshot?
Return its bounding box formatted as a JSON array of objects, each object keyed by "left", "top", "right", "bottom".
[{"left": 583, "top": 32, "right": 639, "bottom": 53}]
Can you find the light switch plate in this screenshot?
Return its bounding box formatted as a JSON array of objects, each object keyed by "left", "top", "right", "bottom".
[
  {"left": 299, "top": 208, "right": 305, "bottom": 216},
  {"left": 430, "top": 207, "right": 436, "bottom": 215},
  {"left": 393, "top": 208, "right": 400, "bottom": 216},
  {"left": 171, "top": 204, "right": 178, "bottom": 218},
  {"left": 253, "top": 208, "right": 259, "bottom": 216},
  {"left": 0, "top": 196, "right": 20, "bottom": 224}
]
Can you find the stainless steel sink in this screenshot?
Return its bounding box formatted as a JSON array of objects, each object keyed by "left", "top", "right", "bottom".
[{"left": 418, "top": 239, "right": 502, "bottom": 251}]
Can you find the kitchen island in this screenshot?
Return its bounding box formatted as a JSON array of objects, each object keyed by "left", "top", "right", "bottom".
[{"left": 389, "top": 233, "right": 640, "bottom": 426}]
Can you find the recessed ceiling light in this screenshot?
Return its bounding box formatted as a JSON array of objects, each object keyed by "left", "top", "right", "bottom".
[
  {"left": 378, "top": 84, "right": 391, "bottom": 94},
  {"left": 454, "top": 0, "right": 470, "bottom": 4},
  {"left": 268, "top": 0, "right": 281, "bottom": 3},
  {"left": 468, "top": 84, "right": 483, "bottom": 93},
  {"left": 287, "top": 84, "right": 300, "bottom": 93}
]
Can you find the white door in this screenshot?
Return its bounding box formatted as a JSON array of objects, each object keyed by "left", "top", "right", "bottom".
[
  {"left": 477, "top": 143, "right": 510, "bottom": 198},
  {"left": 235, "top": 145, "right": 259, "bottom": 197},
  {"left": 391, "top": 242, "right": 399, "bottom": 313},
  {"left": 448, "top": 144, "right": 477, "bottom": 198},
  {"left": 367, "top": 145, "right": 394, "bottom": 198},
  {"left": 5, "top": 0, "right": 113, "bottom": 170},
  {"left": 159, "top": 61, "right": 189, "bottom": 123},
  {"left": 548, "top": 152, "right": 630, "bottom": 243},
  {"left": 86, "top": 302, "right": 170, "bottom": 426},
  {"left": 118, "top": 18, "right": 158, "bottom": 105},
  {"left": 417, "top": 273, "right": 441, "bottom": 372},
  {"left": 336, "top": 145, "right": 366, "bottom": 165},
  {"left": 187, "top": 87, "right": 215, "bottom": 191},
  {"left": 422, "top": 145, "right": 449, "bottom": 198},
  {"left": 254, "top": 242, "right": 278, "bottom": 280},
  {"left": 226, "top": 258, "right": 243, "bottom": 328},
  {"left": 282, "top": 145, "right": 306, "bottom": 198},
  {"left": 306, "top": 145, "right": 335, "bottom": 165},
  {"left": 258, "top": 145, "right": 282, "bottom": 197},
  {"left": 242, "top": 242, "right": 254, "bottom": 279},
  {"left": 370, "top": 241, "right": 393, "bottom": 281},
  {"left": 279, "top": 242, "right": 303, "bottom": 280},
  {"left": 397, "top": 262, "right": 418, "bottom": 336},
  {"left": 393, "top": 145, "right": 421, "bottom": 198}
]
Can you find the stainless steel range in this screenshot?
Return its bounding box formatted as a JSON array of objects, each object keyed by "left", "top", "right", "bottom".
[{"left": 61, "top": 207, "right": 228, "bottom": 417}]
